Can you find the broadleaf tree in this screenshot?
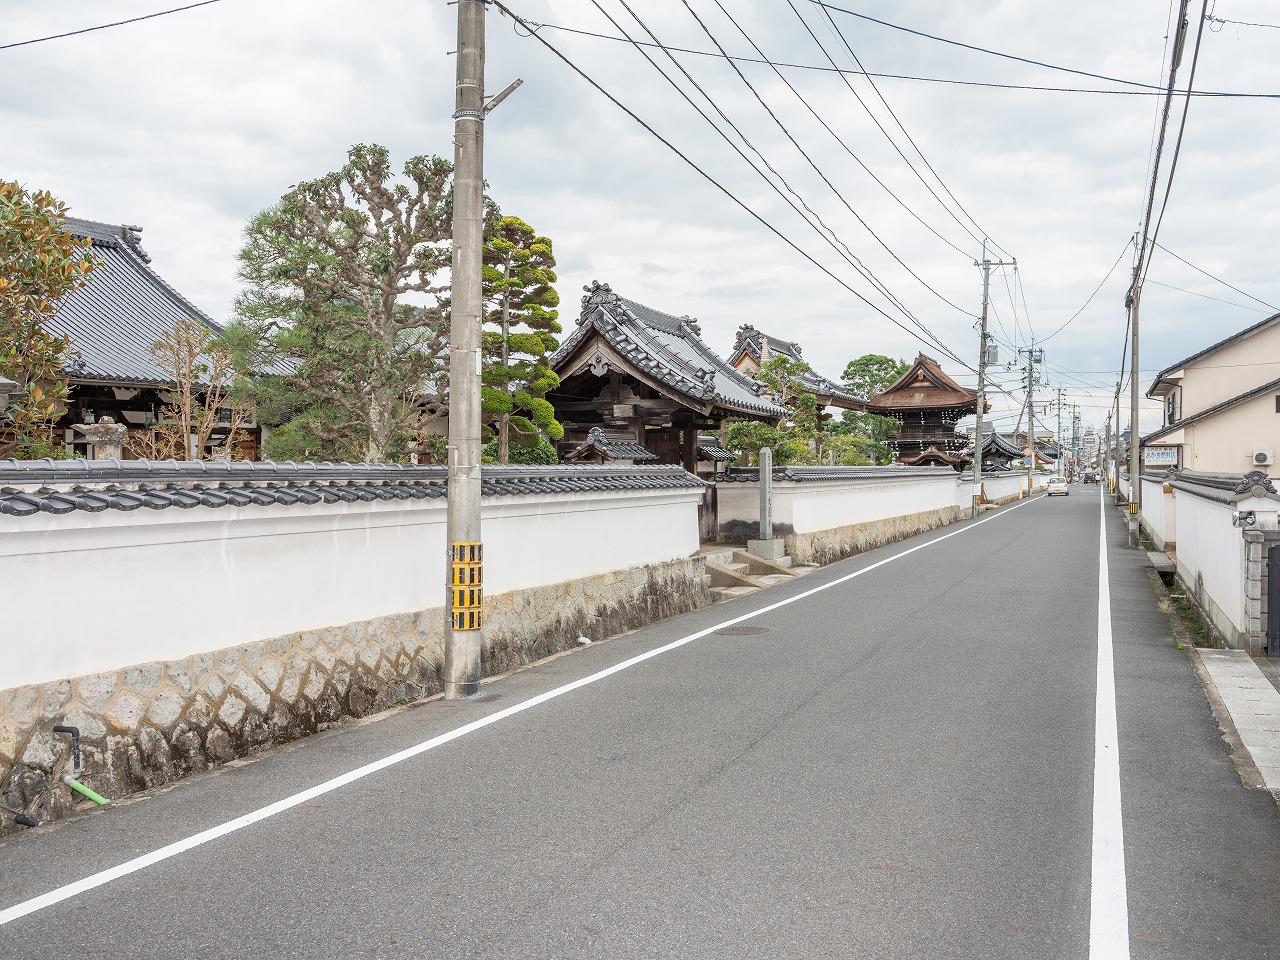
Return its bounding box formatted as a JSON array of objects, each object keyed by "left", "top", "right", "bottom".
[
  {"left": 226, "top": 144, "right": 453, "bottom": 462},
  {"left": 836, "top": 353, "right": 909, "bottom": 465},
  {"left": 480, "top": 215, "right": 562, "bottom": 463},
  {"left": 0, "top": 182, "right": 95, "bottom": 458}
]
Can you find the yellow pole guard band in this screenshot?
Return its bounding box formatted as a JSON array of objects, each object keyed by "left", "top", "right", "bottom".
[{"left": 451, "top": 542, "right": 483, "bottom": 631}]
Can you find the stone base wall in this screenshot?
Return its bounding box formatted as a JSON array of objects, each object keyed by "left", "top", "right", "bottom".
[
  {"left": 784, "top": 506, "right": 961, "bottom": 566},
  {"left": 0, "top": 556, "right": 709, "bottom": 838}
]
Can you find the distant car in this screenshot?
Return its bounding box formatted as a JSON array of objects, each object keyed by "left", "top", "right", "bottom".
[
  {"left": 1084, "top": 470, "right": 1099, "bottom": 484},
  {"left": 1046, "top": 477, "right": 1070, "bottom": 496}
]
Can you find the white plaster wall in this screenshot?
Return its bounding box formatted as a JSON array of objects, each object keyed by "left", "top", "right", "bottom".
[
  {"left": 982, "top": 474, "right": 1026, "bottom": 502},
  {"left": 1140, "top": 478, "right": 1176, "bottom": 549},
  {"left": 717, "top": 473, "right": 958, "bottom": 535},
  {"left": 1174, "top": 491, "right": 1245, "bottom": 634},
  {"left": 0, "top": 488, "right": 701, "bottom": 691}
]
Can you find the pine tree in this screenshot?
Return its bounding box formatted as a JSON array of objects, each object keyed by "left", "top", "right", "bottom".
[{"left": 480, "top": 215, "right": 562, "bottom": 463}]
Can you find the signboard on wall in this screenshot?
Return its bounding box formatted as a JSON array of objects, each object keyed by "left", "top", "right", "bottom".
[{"left": 1143, "top": 446, "right": 1179, "bottom": 467}]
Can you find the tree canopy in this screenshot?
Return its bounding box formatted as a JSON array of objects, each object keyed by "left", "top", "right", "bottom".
[
  {"left": 0, "top": 182, "right": 95, "bottom": 458},
  {"left": 226, "top": 144, "right": 453, "bottom": 463}
]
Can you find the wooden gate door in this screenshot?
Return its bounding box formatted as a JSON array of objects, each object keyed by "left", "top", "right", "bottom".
[{"left": 699, "top": 483, "right": 718, "bottom": 542}]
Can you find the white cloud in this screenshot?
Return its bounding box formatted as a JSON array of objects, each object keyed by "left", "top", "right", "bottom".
[{"left": 4, "top": 0, "right": 1277, "bottom": 438}]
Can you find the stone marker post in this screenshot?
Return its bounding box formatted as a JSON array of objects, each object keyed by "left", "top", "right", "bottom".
[
  {"left": 74, "top": 416, "right": 127, "bottom": 461},
  {"left": 747, "top": 447, "right": 790, "bottom": 566},
  {"left": 758, "top": 446, "right": 772, "bottom": 541}
]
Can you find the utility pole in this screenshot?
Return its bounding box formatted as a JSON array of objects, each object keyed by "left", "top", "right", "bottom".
[
  {"left": 1054, "top": 387, "right": 1066, "bottom": 477},
  {"left": 1128, "top": 275, "right": 1143, "bottom": 544},
  {"left": 444, "top": 0, "right": 488, "bottom": 699},
  {"left": 971, "top": 241, "right": 1015, "bottom": 518},
  {"left": 1072, "top": 405, "right": 1081, "bottom": 479},
  {"left": 1020, "top": 346, "right": 1043, "bottom": 494},
  {"left": 1104, "top": 413, "right": 1112, "bottom": 487}
]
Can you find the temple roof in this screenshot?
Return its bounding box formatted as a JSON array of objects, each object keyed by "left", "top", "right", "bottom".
[
  {"left": 964, "top": 432, "right": 1026, "bottom": 459},
  {"left": 866, "top": 353, "right": 978, "bottom": 412},
  {"left": 727, "top": 325, "right": 862, "bottom": 410},
  {"left": 697, "top": 435, "right": 738, "bottom": 462},
  {"left": 562, "top": 427, "right": 659, "bottom": 464},
  {"left": 47, "top": 218, "right": 225, "bottom": 386},
  {"left": 900, "top": 445, "right": 969, "bottom": 467},
  {"left": 551, "top": 282, "right": 787, "bottom": 421}
]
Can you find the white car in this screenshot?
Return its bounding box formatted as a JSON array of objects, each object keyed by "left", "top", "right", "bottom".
[{"left": 1046, "top": 477, "right": 1069, "bottom": 496}]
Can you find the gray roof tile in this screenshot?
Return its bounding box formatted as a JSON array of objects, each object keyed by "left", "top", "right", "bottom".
[
  {"left": 0, "top": 459, "right": 705, "bottom": 515},
  {"left": 553, "top": 282, "right": 788, "bottom": 420},
  {"left": 46, "top": 218, "right": 224, "bottom": 386}
]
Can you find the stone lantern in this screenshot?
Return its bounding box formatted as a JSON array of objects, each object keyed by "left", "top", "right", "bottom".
[{"left": 74, "top": 416, "right": 128, "bottom": 461}]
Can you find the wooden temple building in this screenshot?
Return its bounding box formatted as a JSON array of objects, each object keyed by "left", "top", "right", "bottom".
[
  {"left": 726, "top": 325, "right": 864, "bottom": 414},
  {"left": 866, "top": 353, "right": 984, "bottom": 469},
  {"left": 548, "top": 281, "right": 788, "bottom": 473},
  {"left": 39, "top": 218, "right": 263, "bottom": 459}
]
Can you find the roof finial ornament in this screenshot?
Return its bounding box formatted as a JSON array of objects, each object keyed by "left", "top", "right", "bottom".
[{"left": 579, "top": 280, "right": 620, "bottom": 326}]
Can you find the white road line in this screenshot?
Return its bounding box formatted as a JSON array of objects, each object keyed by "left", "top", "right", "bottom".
[
  {"left": 1089, "top": 486, "right": 1130, "bottom": 958},
  {"left": 0, "top": 495, "right": 1043, "bottom": 928}
]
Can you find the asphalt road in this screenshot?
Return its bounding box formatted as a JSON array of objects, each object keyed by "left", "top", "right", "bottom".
[{"left": 1, "top": 486, "right": 1278, "bottom": 959}]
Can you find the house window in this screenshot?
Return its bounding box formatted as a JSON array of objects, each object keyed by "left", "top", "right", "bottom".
[
  {"left": 1166, "top": 392, "right": 1179, "bottom": 425},
  {"left": 1275, "top": 395, "right": 1280, "bottom": 413}
]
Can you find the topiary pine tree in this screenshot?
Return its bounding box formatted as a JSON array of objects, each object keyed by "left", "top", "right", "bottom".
[{"left": 480, "top": 214, "right": 563, "bottom": 463}]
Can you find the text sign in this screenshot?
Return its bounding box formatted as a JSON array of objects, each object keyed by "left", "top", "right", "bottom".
[{"left": 1144, "top": 446, "right": 1178, "bottom": 466}]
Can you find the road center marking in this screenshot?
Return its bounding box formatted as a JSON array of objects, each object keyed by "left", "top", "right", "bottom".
[
  {"left": 1089, "top": 485, "right": 1130, "bottom": 958},
  {"left": 0, "top": 495, "right": 1043, "bottom": 928}
]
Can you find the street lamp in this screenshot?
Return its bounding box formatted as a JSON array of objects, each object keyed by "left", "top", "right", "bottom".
[{"left": 0, "top": 376, "right": 19, "bottom": 414}]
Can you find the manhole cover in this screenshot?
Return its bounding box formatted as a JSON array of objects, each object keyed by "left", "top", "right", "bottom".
[{"left": 714, "top": 626, "right": 770, "bottom": 635}]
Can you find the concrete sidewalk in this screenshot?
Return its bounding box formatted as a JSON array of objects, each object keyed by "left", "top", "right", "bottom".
[{"left": 1196, "top": 648, "right": 1280, "bottom": 792}]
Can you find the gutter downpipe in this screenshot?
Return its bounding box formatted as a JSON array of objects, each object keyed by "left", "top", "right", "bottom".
[{"left": 53, "top": 725, "right": 111, "bottom": 807}]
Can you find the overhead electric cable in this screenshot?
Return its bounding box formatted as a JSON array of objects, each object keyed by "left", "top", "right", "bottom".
[
  {"left": 489, "top": 0, "right": 969, "bottom": 366},
  {"left": 1141, "top": 0, "right": 1211, "bottom": 285},
  {"left": 782, "top": 0, "right": 990, "bottom": 254},
  {"left": 1144, "top": 279, "right": 1273, "bottom": 312},
  {"left": 1152, "top": 241, "right": 1279, "bottom": 310},
  {"left": 679, "top": 0, "right": 978, "bottom": 317},
  {"left": 0, "top": 0, "right": 225, "bottom": 51},
  {"left": 812, "top": 2, "right": 1011, "bottom": 259},
  {"left": 1040, "top": 239, "right": 1134, "bottom": 343},
  {"left": 809, "top": 0, "right": 1207, "bottom": 94},
  {"left": 513, "top": 20, "right": 1278, "bottom": 97},
  {"left": 596, "top": 0, "right": 936, "bottom": 337}
]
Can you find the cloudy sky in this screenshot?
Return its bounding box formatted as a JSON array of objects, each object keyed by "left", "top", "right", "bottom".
[{"left": 4, "top": 0, "right": 1278, "bottom": 440}]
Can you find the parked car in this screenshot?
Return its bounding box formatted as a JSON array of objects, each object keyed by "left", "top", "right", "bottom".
[{"left": 1046, "top": 477, "right": 1069, "bottom": 496}]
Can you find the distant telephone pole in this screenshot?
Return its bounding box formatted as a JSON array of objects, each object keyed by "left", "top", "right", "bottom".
[
  {"left": 1020, "top": 346, "right": 1044, "bottom": 493},
  {"left": 971, "top": 242, "right": 1015, "bottom": 517}
]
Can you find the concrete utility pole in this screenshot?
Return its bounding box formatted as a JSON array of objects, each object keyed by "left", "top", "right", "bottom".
[
  {"left": 971, "top": 241, "right": 1015, "bottom": 518},
  {"left": 1020, "top": 347, "right": 1043, "bottom": 493},
  {"left": 1104, "top": 413, "right": 1112, "bottom": 487},
  {"left": 1054, "top": 387, "right": 1066, "bottom": 477},
  {"left": 444, "top": 0, "right": 487, "bottom": 699},
  {"left": 1128, "top": 270, "right": 1143, "bottom": 545}
]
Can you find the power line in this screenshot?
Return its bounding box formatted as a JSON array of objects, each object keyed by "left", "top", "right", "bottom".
[
  {"left": 0, "top": 0, "right": 226, "bottom": 51},
  {"left": 1152, "top": 241, "right": 1279, "bottom": 311},
  {"left": 1040, "top": 238, "right": 1134, "bottom": 343},
  {"left": 595, "top": 0, "right": 941, "bottom": 342},
  {"left": 1141, "top": 0, "right": 1211, "bottom": 285},
  {"left": 1144, "top": 279, "right": 1273, "bottom": 312},
  {"left": 783, "top": 0, "right": 993, "bottom": 256},
  {"left": 812, "top": 1, "right": 1011, "bottom": 259},
  {"left": 489, "top": 0, "right": 969, "bottom": 366},
  {"left": 1208, "top": 15, "right": 1280, "bottom": 29},
  {"left": 511, "top": 21, "right": 1277, "bottom": 97},
  {"left": 810, "top": 0, "right": 1213, "bottom": 95},
  {"left": 684, "top": 0, "right": 978, "bottom": 317}
]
